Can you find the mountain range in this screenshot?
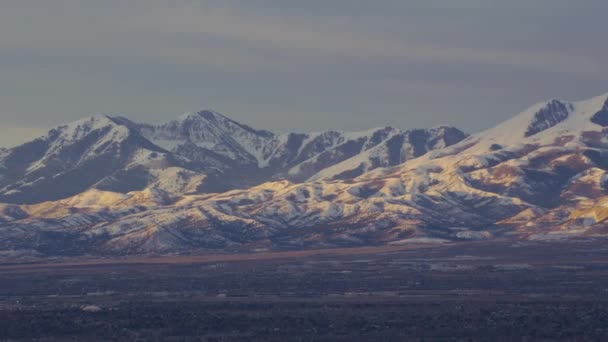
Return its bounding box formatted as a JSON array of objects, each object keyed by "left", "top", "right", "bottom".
[{"left": 1, "top": 92, "right": 608, "bottom": 256}]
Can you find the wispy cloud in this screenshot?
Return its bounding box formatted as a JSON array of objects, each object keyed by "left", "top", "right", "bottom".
[
  {"left": 115, "top": 3, "right": 601, "bottom": 75},
  {"left": 0, "top": 1, "right": 600, "bottom": 74}
]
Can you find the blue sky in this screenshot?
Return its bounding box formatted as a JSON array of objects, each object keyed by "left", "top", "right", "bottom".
[{"left": 1, "top": 0, "right": 607, "bottom": 147}]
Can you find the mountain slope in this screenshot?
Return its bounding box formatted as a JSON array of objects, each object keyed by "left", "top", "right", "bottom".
[{"left": 0, "top": 116, "right": 165, "bottom": 203}]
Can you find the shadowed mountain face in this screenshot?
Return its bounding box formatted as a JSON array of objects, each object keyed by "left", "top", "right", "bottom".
[
  {"left": 590, "top": 98, "right": 608, "bottom": 127},
  {"left": 524, "top": 100, "right": 571, "bottom": 137},
  {"left": 2, "top": 93, "right": 608, "bottom": 256},
  {"left": 0, "top": 116, "right": 171, "bottom": 204}
]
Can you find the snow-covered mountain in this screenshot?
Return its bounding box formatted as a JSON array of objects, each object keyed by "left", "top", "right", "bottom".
[
  {"left": 2, "top": 93, "right": 608, "bottom": 256},
  {"left": 0, "top": 116, "right": 179, "bottom": 204},
  {"left": 136, "top": 110, "right": 466, "bottom": 191},
  {"left": 0, "top": 111, "right": 466, "bottom": 202}
]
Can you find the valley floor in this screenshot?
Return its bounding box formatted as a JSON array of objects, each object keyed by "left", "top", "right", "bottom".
[{"left": 1, "top": 239, "right": 607, "bottom": 341}]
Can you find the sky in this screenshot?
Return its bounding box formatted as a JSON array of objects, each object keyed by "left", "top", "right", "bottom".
[{"left": 1, "top": 0, "right": 607, "bottom": 147}]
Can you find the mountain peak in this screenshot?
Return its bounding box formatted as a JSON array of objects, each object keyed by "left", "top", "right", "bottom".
[
  {"left": 65, "top": 114, "right": 116, "bottom": 126},
  {"left": 429, "top": 124, "right": 464, "bottom": 132},
  {"left": 176, "top": 110, "right": 225, "bottom": 122},
  {"left": 197, "top": 109, "right": 226, "bottom": 121},
  {"left": 107, "top": 115, "right": 138, "bottom": 128},
  {"left": 165, "top": 109, "right": 273, "bottom": 140},
  {"left": 51, "top": 114, "right": 131, "bottom": 142}
]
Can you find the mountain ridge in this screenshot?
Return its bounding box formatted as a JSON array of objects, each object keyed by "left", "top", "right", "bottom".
[
  {"left": 2, "top": 92, "right": 608, "bottom": 256},
  {"left": 0, "top": 110, "right": 466, "bottom": 204}
]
